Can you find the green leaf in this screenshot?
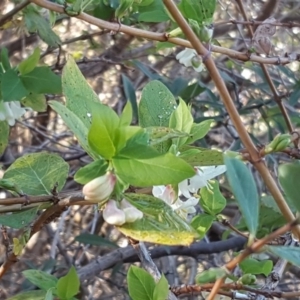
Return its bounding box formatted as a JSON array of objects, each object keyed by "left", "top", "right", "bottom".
[
  {"left": 138, "top": 0, "right": 169, "bottom": 22},
  {"left": 127, "top": 266, "right": 156, "bottom": 300},
  {"left": 3, "top": 152, "right": 69, "bottom": 195},
  {"left": 119, "top": 101, "right": 133, "bottom": 126},
  {"left": 1, "top": 48, "right": 11, "bottom": 71},
  {"left": 139, "top": 80, "right": 176, "bottom": 128},
  {"left": 20, "top": 67, "right": 62, "bottom": 94},
  {"left": 195, "top": 267, "right": 227, "bottom": 284},
  {"left": 112, "top": 152, "right": 195, "bottom": 187},
  {"left": 178, "top": 0, "right": 216, "bottom": 24},
  {"left": 23, "top": 269, "right": 58, "bottom": 290},
  {"left": 75, "top": 233, "right": 118, "bottom": 248},
  {"left": 139, "top": 80, "right": 177, "bottom": 152},
  {"left": 49, "top": 101, "right": 95, "bottom": 158},
  {"left": 239, "top": 257, "right": 273, "bottom": 276},
  {"left": 278, "top": 162, "right": 300, "bottom": 212},
  {"left": 18, "top": 48, "right": 41, "bottom": 75},
  {"left": 179, "top": 81, "right": 206, "bottom": 101},
  {"left": 121, "top": 74, "right": 138, "bottom": 120},
  {"left": 88, "top": 102, "right": 120, "bottom": 159},
  {"left": 1, "top": 69, "right": 28, "bottom": 101},
  {"left": 24, "top": 8, "right": 61, "bottom": 47},
  {"left": 224, "top": 155, "right": 259, "bottom": 236},
  {"left": 62, "top": 57, "right": 100, "bottom": 129},
  {"left": 56, "top": 266, "right": 80, "bottom": 300},
  {"left": 74, "top": 159, "right": 108, "bottom": 184},
  {"left": 6, "top": 290, "right": 46, "bottom": 300},
  {"left": 153, "top": 275, "right": 169, "bottom": 300},
  {"left": 0, "top": 121, "right": 9, "bottom": 155},
  {"left": 200, "top": 180, "right": 226, "bottom": 215},
  {"left": 169, "top": 98, "right": 193, "bottom": 147},
  {"left": 21, "top": 93, "right": 47, "bottom": 112},
  {"left": 186, "top": 119, "right": 213, "bottom": 144},
  {"left": 267, "top": 246, "right": 300, "bottom": 268},
  {"left": 146, "top": 127, "right": 189, "bottom": 146},
  {"left": 0, "top": 207, "right": 38, "bottom": 229},
  {"left": 118, "top": 193, "right": 198, "bottom": 246},
  {"left": 190, "top": 214, "right": 214, "bottom": 239},
  {"left": 179, "top": 148, "right": 224, "bottom": 166}
]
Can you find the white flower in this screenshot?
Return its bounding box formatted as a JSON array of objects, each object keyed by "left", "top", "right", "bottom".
[
  {"left": 103, "top": 199, "right": 126, "bottom": 226},
  {"left": 0, "top": 101, "right": 28, "bottom": 126},
  {"left": 179, "top": 165, "right": 226, "bottom": 198},
  {"left": 152, "top": 185, "right": 198, "bottom": 220},
  {"left": 102, "top": 199, "right": 143, "bottom": 225},
  {"left": 120, "top": 199, "right": 143, "bottom": 223},
  {"left": 176, "top": 48, "right": 204, "bottom": 72},
  {"left": 83, "top": 172, "right": 116, "bottom": 203}
]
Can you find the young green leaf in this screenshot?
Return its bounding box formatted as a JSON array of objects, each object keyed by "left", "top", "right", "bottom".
[
  {"left": 1, "top": 47, "right": 11, "bottom": 71},
  {"left": 88, "top": 102, "right": 120, "bottom": 159},
  {"left": 190, "top": 214, "right": 214, "bottom": 239},
  {"left": 118, "top": 193, "right": 198, "bottom": 245},
  {"left": 49, "top": 101, "right": 96, "bottom": 158},
  {"left": 278, "top": 162, "right": 300, "bottom": 212},
  {"left": 112, "top": 152, "right": 195, "bottom": 186},
  {"left": 127, "top": 266, "right": 156, "bottom": 300},
  {"left": 3, "top": 152, "right": 69, "bottom": 195},
  {"left": 74, "top": 159, "right": 108, "bottom": 184},
  {"left": 119, "top": 101, "right": 133, "bottom": 127},
  {"left": 195, "top": 267, "right": 227, "bottom": 284},
  {"left": 62, "top": 57, "right": 100, "bottom": 128},
  {"left": 56, "top": 266, "right": 80, "bottom": 300},
  {"left": 239, "top": 257, "right": 273, "bottom": 276},
  {"left": 153, "top": 274, "right": 169, "bottom": 300},
  {"left": 224, "top": 155, "right": 259, "bottom": 236},
  {"left": 169, "top": 98, "right": 193, "bottom": 147},
  {"left": 18, "top": 48, "right": 41, "bottom": 75},
  {"left": 186, "top": 119, "right": 213, "bottom": 144},
  {"left": 200, "top": 180, "right": 226, "bottom": 215}
]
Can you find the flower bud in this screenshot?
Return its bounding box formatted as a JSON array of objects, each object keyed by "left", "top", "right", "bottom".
[
  {"left": 82, "top": 172, "right": 116, "bottom": 203},
  {"left": 120, "top": 199, "right": 143, "bottom": 223},
  {"left": 103, "top": 200, "right": 126, "bottom": 226}
]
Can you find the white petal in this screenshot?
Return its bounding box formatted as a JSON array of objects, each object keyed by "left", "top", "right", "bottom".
[
  {"left": 152, "top": 185, "right": 165, "bottom": 198},
  {"left": 178, "top": 180, "right": 192, "bottom": 198}
]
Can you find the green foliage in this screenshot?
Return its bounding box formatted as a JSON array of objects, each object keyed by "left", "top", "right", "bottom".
[
  {"left": 74, "top": 159, "right": 108, "bottom": 184},
  {"left": 56, "top": 266, "right": 80, "bottom": 300},
  {"left": 224, "top": 155, "right": 259, "bottom": 236},
  {"left": 200, "top": 180, "right": 226, "bottom": 215},
  {"left": 195, "top": 267, "right": 227, "bottom": 284},
  {"left": 6, "top": 290, "right": 47, "bottom": 300},
  {"left": 0, "top": 121, "right": 9, "bottom": 155},
  {"left": 23, "top": 269, "right": 58, "bottom": 291},
  {"left": 127, "top": 266, "right": 169, "bottom": 300},
  {"left": 278, "top": 162, "right": 300, "bottom": 212},
  {"left": 239, "top": 257, "right": 273, "bottom": 277},
  {"left": 121, "top": 75, "right": 138, "bottom": 120},
  {"left": 0, "top": 207, "right": 38, "bottom": 229},
  {"left": 190, "top": 214, "right": 214, "bottom": 238},
  {"left": 267, "top": 246, "right": 300, "bottom": 268},
  {"left": 3, "top": 152, "right": 69, "bottom": 195},
  {"left": 18, "top": 48, "right": 41, "bottom": 75},
  {"left": 24, "top": 6, "right": 61, "bottom": 47},
  {"left": 119, "top": 193, "right": 198, "bottom": 245}
]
